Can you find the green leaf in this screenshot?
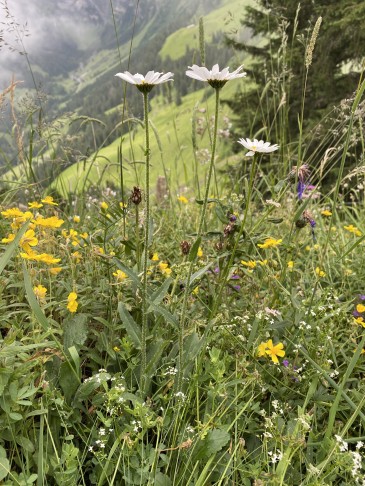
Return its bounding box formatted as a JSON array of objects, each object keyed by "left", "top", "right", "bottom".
[
  {"left": 0, "top": 457, "right": 10, "bottom": 481},
  {"left": 189, "top": 262, "right": 213, "bottom": 287},
  {"left": 0, "top": 222, "right": 29, "bottom": 275},
  {"left": 59, "top": 361, "right": 81, "bottom": 404},
  {"left": 147, "top": 278, "right": 172, "bottom": 311},
  {"left": 193, "top": 429, "right": 230, "bottom": 460},
  {"left": 154, "top": 472, "right": 172, "bottom": 486},
  {"left": 63, "top": 314, "right": 88, "bottom": 350},
  {"left": 148, "top": 303, "right": 179, "bottom": 329},
  {"left": 118, "top": 302, "right": 141, "bottom": 347},
  {"left": 23, "top": 262, "right": 50, "bottom": 331},
  {"left": 188, "top": 237, "right": 202, "bottom": 262},
  {"left": 112, "top": 257, "right": 142, "bottom": 289}
]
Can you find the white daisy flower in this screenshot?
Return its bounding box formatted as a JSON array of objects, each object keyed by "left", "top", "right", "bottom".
[
  {"left": 186, "top": 64, "right": 246, "bottom": 88},
  {"left": 237, "top": 138, "right": 279, "bottom": 157},
  {"left": 115, "top": 70, "right": 174, "bottom": 93}
]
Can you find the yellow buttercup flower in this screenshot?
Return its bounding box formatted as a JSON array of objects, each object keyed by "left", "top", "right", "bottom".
[
  {"left": 67, "top": 292, "right": 78, "bottom": 313},
  {"left": 354, "top": 317, "right": 365, "bottom": 328},
  {"left": 315, "top": 267, "right": 326, "bottom": 278},
  {"left": 1, "top": 233, "right": 16, "bottom": 244},
  {"left": 73, "top": 215, "right": 80, "bottom": 223},
  {"left": 1, "top": 207, "right": 25, "bottom": 219},
  {"left": 257, "top": 342, "right": 268, "bottom": 357},
  {"left": 34, "top": 216, "right": 64, "bottom": 229},
  {"left": 258, "top": 238, "right": 282, "bottom": 249},
  {"left": 356, "top": 304, "right": 365, "bottom": 313},
  {"left": 28, "top": 201, "right": 43, "bottom": 209},
  {"left": 321, "top": 210, "right": 332, "bottom": 217},
  {"left": 197, "top": 247, "right": 203, "bottom": 258},
  {"left": 265, "top": 339, "right": 285, "bottom": 364},
  {"left": 113, "top": 269, "right": 127, "bottom": 281},
  {"left": 159, "top": 262, "right": 172, "bottom": 276},
  {"left": 20, "top": 229, "right": 38, "bottom": 253},
  {"left": 49, "top": 267, "right": 62, "bottom": 275},
  {"left": 344, "top": 224, "right": 362, "bottom": 237},
  {"left": 177, "top": 195, "right": 188, "bottom": 204},
  {"left": 33, "top": 284, "right": 47, "bottom": 301},
  {"left": 100, "top": 202, "right": 108, "bottom": 210},
  {"left": 287, "top": 261, "right": 294, "bottom": 269},
  {"left": 241, "top": 260, "right": 256, "bottom": 269},
  {"left": 151, "top": 253, "right": 159, "bottom": 261},
  {"left": 41, "top": 196, "right": 58, "bottom": 206}
]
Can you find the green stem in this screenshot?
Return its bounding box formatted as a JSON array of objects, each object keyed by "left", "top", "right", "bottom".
[
  {"left": 210, "top": 154, "right": 258, "bottom": 318},
  {"left": 141, "top": 91, "right": 150, "bottom": 393},
  {"left": 177, "top": 87, "right": 220, "bottom": 391}
]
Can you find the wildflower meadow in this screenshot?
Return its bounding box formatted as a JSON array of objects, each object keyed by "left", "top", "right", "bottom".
[{"left": 1, "top": 2, "right": 365, "bottom": 485}]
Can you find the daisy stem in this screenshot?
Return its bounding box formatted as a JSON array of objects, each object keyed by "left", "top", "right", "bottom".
[
  {"left": 141, "top": 91, "right": 150, "bottom": 393},
  {"left": 177, "top": 87, "right": 220, "bottom": 392}
]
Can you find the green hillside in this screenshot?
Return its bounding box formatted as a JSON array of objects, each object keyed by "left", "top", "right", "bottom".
[
  {"left": 51, "top": 79, "right": 246, "bottom": 197},
  {"left": 160, "top": 0, "right": 252, "bottom": 60}
]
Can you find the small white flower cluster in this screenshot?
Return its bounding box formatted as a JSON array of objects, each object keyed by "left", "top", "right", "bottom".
[
  {"left": 298, "top": 320, "right": 312, "bottom": 330},
  {"left": 174, "top": 391, "right": 186, "bottom": 401},
  {"left": 164, "top": 366, "right": 178, "bottom": 376},
  {"left": 131, "top": 420, "right": 142, "bottom": 433},
  {"left": 84, "top": 369, "right": 111, "bottom": 385},
  {"left": 268, "top": 449, "right": 283, "bottom": 464},
  {"left": 335, "top": 435, "right": 348, "bottom": 452}
]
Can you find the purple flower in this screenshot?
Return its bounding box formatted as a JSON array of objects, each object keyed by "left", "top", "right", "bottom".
[
  {"left": 359, "top": 295, "right": 365, "bottom": 301},
  {"left": 230, "top": 274, "right": 240, "bottom": 280},
  {"left": 229, "top": 214, "right": 237, "bottom": 222},
  {"left": 282, "top": 359, "right": 289, "bottom": 368},
  {"left": 232, "top": 285, "right": 241, "bottom": 291},
  {"left": 297, "top": 181, "right": 306, "bottom": 200}
]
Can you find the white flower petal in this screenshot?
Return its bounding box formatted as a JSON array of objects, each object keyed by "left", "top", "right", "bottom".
[{"left": 115, "top": 72, "right": 137, "bottom": 84}]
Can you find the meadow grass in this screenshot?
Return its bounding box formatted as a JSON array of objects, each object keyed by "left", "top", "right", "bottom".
[{"left": 1, "top": 7, "right": 365, "bottom": 486}]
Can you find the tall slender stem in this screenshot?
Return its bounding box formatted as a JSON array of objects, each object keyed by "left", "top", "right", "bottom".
[
  {"left": 210, "top": 154, "right": 258, "bottom": 318},
  {"left": 177, "top": 87, "right": 220, "bottom": 391},
  {"left": 141, "top": 91, "right": 150, "bottom": 392}
]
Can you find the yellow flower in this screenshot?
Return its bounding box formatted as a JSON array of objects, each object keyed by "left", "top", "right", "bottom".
[
  {"left": 356, "top": 304, "right": 365, "bottom": 313},
  {"left": 21, "top": 252, "right": 61, "bottom": 265},
  {"left": 100, "top": 202, "right": 108, "bottom": 210},
  {"left": 1, "top": 207, "right": 25, "bottom": 219},
  {"left": 344, "top": 268, "right": 353, "bottom": 276},
  {"left": 241, "top": 260, "right": 256, "bottom": 269},
  {"left": 159, "top": 262, "right": 172, "bottom": 276},
  {"left": 177, "top": 195, "right": 188, "bottom": 204},
  {"left": 197, "top": 247, "right": 203, "bottom": 258},
  {"left": 71, "top": 251, "right": 82, "bottom": 263},
  {"left": 1, "top": 233, "right": 16, "bottom": 244},
  {"left": 41, "top": 196, "right": 58, "bottom": 206},
  {"left": 49, "top": 267, "right": 62, "bottom": 275},
  {"left": 315, "top": 267, "right": 326, "bottom": 278},
  {"left": 67, "top": 292, "right": 78, "bottom": 313},
  {"left": 151, "top": 252, "right": 159, "bottom": 261},
  {"left": 313, "top": 244, "right": 320, "bottom": 250},
  {"left": 113, "top": 346, "right": 120, "bottom": 352},
  {"left": 258, "top": 259, "right": 268, "bottom": 266},
  {"left": 33, "top": 284, "right": 47, "bottom": 301},
  {"left": 265, "top": 339, "right": 285, "bottom": 364},
  {"left": 20, "top": 229, "right": 38, "bottom": 253},
  {"left": 34, "top": 216, "right": 64, "bottom": 229},
  {"left": 321, "top": 210, "right": 332, "bottom": 217},
  {"left": 113, "top": 269, "right": 127, "bottom": 281},
  {"left": 28, "top": 201, "right": 43, "bottom": 209},
  {"left": 258, "top": 238, "right": 282, "bottom": 249},
  {"left": 287, "top": 261, "right": 294, "bottom": 269},
  {"left": 119, "top": 202, "right": 127, "bottom": 209},
  {"left": 354, "top": 317, "right": 365, "bottom": 328},
  {"left": 73, "top": 215, "right": 80, "bottom": 223},
  {"left": 344, "top": 224, "right": 362, "bottom": 237},
  {"left": 192, "top": 286, "right": 199, "bottom": 295},
  {"left": 257, "top": 341, "right": 268, "bottom": 357},
  {"left": 95, "top": 246, "right": 104, "bottom": 255},
  {"left": 80, "top": 232, "right": 89, "bottom": 239}
]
